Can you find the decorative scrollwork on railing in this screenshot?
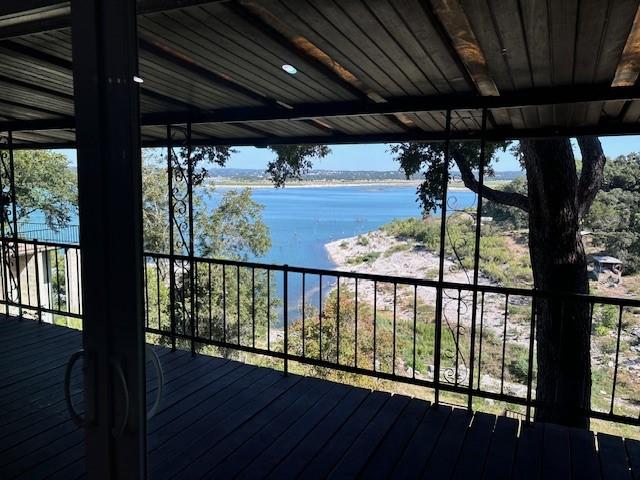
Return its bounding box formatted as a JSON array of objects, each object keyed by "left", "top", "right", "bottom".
[
  {"left": 169, "top": 126, "right": 192, "bottom": 256},
  {"left": 167, "top": 125, "right": 196, "bottom": 340},
  {"left": 438, "top": 153, "right": 484, "bottom": 385}
]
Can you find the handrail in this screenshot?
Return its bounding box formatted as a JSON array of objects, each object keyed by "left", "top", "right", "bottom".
[{"left": 144, "top": 251, "right": 640, "bottom": 307}]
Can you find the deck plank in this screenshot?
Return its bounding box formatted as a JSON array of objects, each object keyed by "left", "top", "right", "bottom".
[
  {"left": 265, "top": 387, "right": 368, "bottom": 479},
  {"left": 542, "top": 422, "right": 572, "bottom": 479},
  {"left": 451, "top": 411, "right": 497, "bottom": 479},
  {"left": 626, "top": 438, "right": 640, "bottom": 480},
  {"left": 570, "top": 428, "right": 601, "bottom": 480},
  {"left": 181, "top": 377, "right": 338, "bottom": 478},
  {"left": 512, "top": 423, "right": 544, "bottom": 480},
  {"left": 282, "top": 391, "right": 390, "bottom": 480},
  {"left": 391, "top": 405, "right": 452, "bottom": 479},
  {"left": 327, "top": 393, "right": 411, "bottom": 478},
  {"left": 482, "top": 416, "right": 520, "bottom": 479},
  {"left": 0, "top": 317, "right": 627, "bottom": 479},
  {"left": 422, "top": 408, "right": 473, "bottom": 479},
  {"left": 598, "top": 433, "right": 632, "bottom": 480},
  {"left": 359, "top": 398, "right": 431, "bottom": 479}
]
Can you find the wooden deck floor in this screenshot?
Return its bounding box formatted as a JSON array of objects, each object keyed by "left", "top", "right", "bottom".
[{"left": 1, "top": 317, "right": 639, "bottom": 479}]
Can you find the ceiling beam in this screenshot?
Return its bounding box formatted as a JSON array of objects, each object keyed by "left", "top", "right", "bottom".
[
  {"left": 612, "top": 4, "right": 640, "bottom": 86},
  {"left": 3, "top": 83, "right": 640, "bottom": 132},
  {"left": 231, "top": 1, "right": 373, "bottom": 103},
  {"left": 7, "top": 121, "right": 640, "bottom": 151},
  {"left": 136, "top": 83, "right": 640, "bottom": 124},
  {"left": 231, "top": 0, "right": 417, "bottom": 132},
  {"left": 428, "top": 0, "right": 499, "bottom": 96}
]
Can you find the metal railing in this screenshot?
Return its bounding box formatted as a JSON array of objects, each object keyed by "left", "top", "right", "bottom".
[
  {"left": 1, "top": 236, "right": 638, "bottom": 428},
  {"left": 142, "top": 251, "right": 640, "bottom": 428},
  {"left": 0, "top": 237, "right": 82, "bottom": 322},
  {"left": 16, "top": 222, "right": 80, "bottom": 244}
]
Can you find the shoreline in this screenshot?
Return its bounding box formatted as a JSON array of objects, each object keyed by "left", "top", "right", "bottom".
[{"left": 208, "top": 180, "right": 474, "bottom": 191}]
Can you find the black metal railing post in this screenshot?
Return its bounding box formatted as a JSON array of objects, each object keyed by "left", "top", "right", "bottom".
[
  {"left": 186, "top": 123, "right": 195, "bottom": 357},
  {"left": 466, "top": 108, "right": 487, "bottom": 411},
  {"left": 433, "top": 109, "right": 452, "bottom": 405},
  {"left": 525, "top": 295, "right": 537, "bottom": 424},
  {"left": 33, "top": 239, "right": 42, "bottom": 323},
  {"left": 167, "top": 124, "right": 176, "bottom": 351},
  {"left": 283, "top": 265, "right": 288, "bottom": 376}
]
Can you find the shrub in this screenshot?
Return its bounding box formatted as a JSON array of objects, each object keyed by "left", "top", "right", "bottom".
[
  {"left": 357, "top": 235, "right": 370, "bottom": 246},
  {"left": 507, "top": 345, "right": 530, "bottom": 383},
  {"left": 347, "top": 251, "right": 381, "bottom": 265}
]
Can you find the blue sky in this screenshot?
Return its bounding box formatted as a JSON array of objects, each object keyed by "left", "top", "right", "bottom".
[{"left": 59, "top": 135, "right": 638, "bottom": 172}]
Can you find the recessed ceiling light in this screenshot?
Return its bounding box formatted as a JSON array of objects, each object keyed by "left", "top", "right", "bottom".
[
  {"left": 133, "top": 75, "right": 144, "bottom": 84},
  {"left": 281, "top": 64, "right": 297, "bottom": 75}
]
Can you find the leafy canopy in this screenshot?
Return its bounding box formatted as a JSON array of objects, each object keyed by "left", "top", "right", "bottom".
[
  {"left": 9, "top": 150, "right": 77, "bottom": 228},
  {"left": 389, "top": 141, "right": 508, "bottom": 213},
  {"left": 142, "top": 150, "right": 270, "bottom": 260}
]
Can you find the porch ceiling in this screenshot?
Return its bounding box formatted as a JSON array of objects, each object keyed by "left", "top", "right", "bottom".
[{"left": 2, "top": 0, "right": 640, "bottom": 148}]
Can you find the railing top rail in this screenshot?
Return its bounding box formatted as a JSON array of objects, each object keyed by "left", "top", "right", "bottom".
[
  {"left": 144, "top": 251, "right": 640, "bottom": 308},
  {"left": 0, "top": 236, "right": 80, "bottom": 250}
]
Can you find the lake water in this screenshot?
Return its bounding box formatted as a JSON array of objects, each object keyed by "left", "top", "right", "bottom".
[
  {"left": 30, "top": 184, "right": 476, "bottom": 323},
  {"left": 209, "top": 185, "right": 476, "bottom": 268},
  {"left": 31, "top": 184, "right": 477, "bottom": 268}
]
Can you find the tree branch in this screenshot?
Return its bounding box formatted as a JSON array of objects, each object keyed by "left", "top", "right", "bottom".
[
  {"left": 452, "top": 150, "right": 529, "bottom": 212},
  {"left": 576, "top": 136, "right": 606, "bottom": 219}
]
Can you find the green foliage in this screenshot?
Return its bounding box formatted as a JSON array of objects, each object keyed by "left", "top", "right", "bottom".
[
  {"left": 584, "top": 153, "right": 640, "bottom": 273},
  {"left": 357, "top": 235, "right": 370, "bottom": 246},
  {"left": 198, "top": 189, "right": 270, "bottom": 260},
  {"left": 347, "top": 251, "right": 381, "bottom": 265},
  {"left": 483, "top": 176, "right": 528, "bottom": 229},
  {"left": 389, "top": 141, "right": 509, "bottom": 213},
  {"left": 142, "top": 154, "right": 271, "bottom": 260},
  {"left": 383, "top": 243, "right": 412, "bottom": 257},
  {"left": 141, "top": 149, "right": 273, "bottom": 356},
  {"left": 382, "top": 217, "right": 440, "bottom": 249},
  {"left": 507, "top": 345, "right": 530, "bottom": 383},
  {"left": 383, "top": 217, "right": 532, "bottom": 286},
  {"left": 266, "top": 145, "right": 330, "bottom": 187},
  {"left": 12, "top": 150, "right": 77, "bottom": 228}
]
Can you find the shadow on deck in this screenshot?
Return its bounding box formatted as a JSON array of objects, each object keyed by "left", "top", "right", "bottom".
[{"left": 1, "top": 316, "right": 639, "bottom": 479}]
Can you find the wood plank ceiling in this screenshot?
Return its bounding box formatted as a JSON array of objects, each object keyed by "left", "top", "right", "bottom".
[{"left": 1, "top": 0, "right": 640, "bottom": 147}]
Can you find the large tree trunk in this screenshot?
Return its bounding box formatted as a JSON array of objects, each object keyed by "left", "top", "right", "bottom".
[{"left": 522, "top": 138, "right": 592, "bottom": 428}]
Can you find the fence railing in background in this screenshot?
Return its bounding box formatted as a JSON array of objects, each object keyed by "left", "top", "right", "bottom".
[
  {"left": 142, "top": 251, "right": 640, "bottom": 428},
  {"left": 0, "top": 237, "right": 82, "bottom": 322},
  {"left": 1, "top": 236, "right": 638, "bottom": 428},
  {"left": 16, "top": 222, "right": 80, "bottom": 244}
]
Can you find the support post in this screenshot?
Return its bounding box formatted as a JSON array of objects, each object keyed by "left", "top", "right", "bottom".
[
  {"left": 167, "top": 125, "right": 176, "bottom": 351},
  {"left": 71, "top": 0, "right": 146, "bottom": 477},
  {"left": 433, "top": 109, "right": 452, "bottom": 406},
  {"left": 467, "top": 108, "right": 487, "bottom": 411}
]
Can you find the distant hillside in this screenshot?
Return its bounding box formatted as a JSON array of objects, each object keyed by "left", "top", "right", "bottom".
[{"left": 207, "top": 168, "right": 523, "bottom": 182}]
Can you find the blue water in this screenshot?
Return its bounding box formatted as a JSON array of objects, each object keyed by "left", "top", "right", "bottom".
[
  {"left": 30, "top": 184, "right": 476, "bottom": 267},
  {"left": 209, "top": 185, "right": 476, "bottom": 268}
]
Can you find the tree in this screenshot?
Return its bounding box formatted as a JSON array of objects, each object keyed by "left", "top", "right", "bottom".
[
  {"left": 4, "top": 150, "right": 77, "bottom": 229},
  {"left": 388, "top": 137, "right": 607, "bottom": 428},
  {"left": 141, "top": 149, "right": 272, "bottom": 356},
  {"left": 141, "top": 149, "right": 270, "bottom": 259},
  {"left": 584, "top": 153, "right": 640, "bottom": 273}
]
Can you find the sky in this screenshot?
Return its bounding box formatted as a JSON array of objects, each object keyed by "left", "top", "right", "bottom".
[{"left": 59, "top": 135, "right": 639, "bottom": 172}]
